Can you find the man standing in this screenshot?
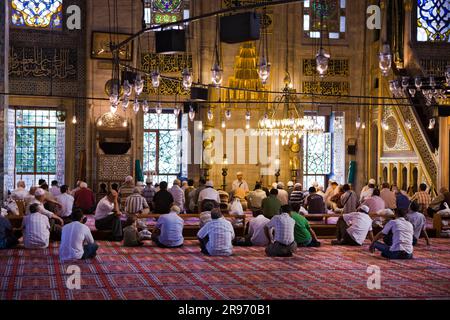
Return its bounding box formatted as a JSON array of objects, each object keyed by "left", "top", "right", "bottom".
[
  {"left": 380, "top": 183, "right": 397, "bottom": 210},
  {"left": 125, "top": 187, "right": 150, "bottom": 215},
  {"left": 231, "top": 172, "right": 249, "bottom": 193},
  {"left": 264, "top": 207, "right": 297, "bottom": 257},
  {"left": 151, "top": 205, "right": 184, "bottom": 248},
  {"left": 152, "top": 181, "right": 174, "bottom": 214},
  {"left": 197, "top": 208, "right": 235, "bottom": 256},
  {"left": 60, "top": 209, "right": 98, "bottom": 261},
  {"left": 332, "top": 205, "right": 374, "bottom": 246},
  {"left": 94, "top": 190, "right": 123, "bottom": 241},
  {"left": 410, "top": 183, "right": 432, "bottom": 214},
  {"left": 56, "top": 185, "right": 75, "bottom": 223},
  {"left": 169, "top": 179, "right": 185, "bottom": 211},
  {"left": 22, "top": 203, "right": 51, "bottom": 249},
  {"left": 262, "top": 188, "right": 282, "bottom": 219},
  {"left": 370, "top": 208, "right": 414, "bottom": 259}
]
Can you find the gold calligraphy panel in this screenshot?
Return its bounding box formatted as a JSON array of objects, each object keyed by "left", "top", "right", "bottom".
[
  {"left": 9, "top": 46, "right": 77, "bottom": 79},
  {"left": 141, "top": 53, "right": 192, "bottom": 74},
  {"left": 144, "top": 77, "right": 190, "bottom": 96},
  {"left": 302, "top": 59, "right": 349, "bottom": 77},
  {"left": 302, "top": 81, "right": 350, "bottom": 95}
]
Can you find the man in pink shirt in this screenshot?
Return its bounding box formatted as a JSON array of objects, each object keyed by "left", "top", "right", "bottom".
[
  {"left": 362, "top": 188, "right": 386, "bottom": 213},
  {"left": 380, "top": 183, "right": 397, "bottom": 210}
]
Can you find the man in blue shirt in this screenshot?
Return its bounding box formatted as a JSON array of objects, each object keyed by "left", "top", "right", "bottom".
[{"left": 151, "top": 205, "right": 184, "bottom": 248}]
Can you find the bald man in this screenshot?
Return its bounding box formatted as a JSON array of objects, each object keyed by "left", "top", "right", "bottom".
[{"left": 231, "top": 172, "right": 249, "bottom": 193}]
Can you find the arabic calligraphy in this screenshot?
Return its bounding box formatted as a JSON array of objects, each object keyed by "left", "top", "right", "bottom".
[{"left": 9, "top": 46, "right": 77, "bottom": 79}]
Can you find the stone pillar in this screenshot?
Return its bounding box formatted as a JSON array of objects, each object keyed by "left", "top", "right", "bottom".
[{"left": 0, "top": 1, "right": 9, "bottom": 201}]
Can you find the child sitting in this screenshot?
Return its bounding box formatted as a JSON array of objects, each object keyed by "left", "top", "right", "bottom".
[{"left": 123, "top": 215, "right": 149, "bottom": 247}]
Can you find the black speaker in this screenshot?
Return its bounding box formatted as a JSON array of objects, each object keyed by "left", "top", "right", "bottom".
[
  {"left": 438, "top": 106, "right": 450, "bottom": 117},
  {"left": 347, "top": 138, "right": 357, "bottom": 155},
  {"left": 155, "top": 29, "right": 186, "bottom": 54},
  {"left": 190, "top": 87, "right": 209, "bottom": 101},
  {"left": 220, "top": 12, "right": 260, "bottom": 44}
]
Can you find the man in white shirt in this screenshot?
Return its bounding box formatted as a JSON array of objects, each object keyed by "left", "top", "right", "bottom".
[
  {"left": 60, "top": 209, "right": 98, "bottom": 261},
  {"left": 55, "top": 185, "right": 74, "bottom": 223},
  {"left": 360, "top": 179, "right": 376, "bottom": 202},
  {"left": 247, "top": 183, "right": 267, "bottom": 210},
  {"left": 198, "top": 181, "right": 221, "bottom": 211},
  {"left": 406, "top": 201, "right": 430, "bottom": 246},
  {"left": 22, "top": 203, "right": 50, "bottom": 249},
  {"left": 264, "top": 208, "right": 297, "bottom": 257},
  {"left": 276, "top": 182, "right": 289, "bottom": 206},
  {"left": 11, "top": 180, "right": 28, "bottom": 200},
  {"left": 370, "top": 208, "right": 414, "bottom": 259},
  {"left": 169, "top": 179, "right": 185, "bottom": 211},
  {"left": 247, "top": 212, "right": 270, "bottom": 246},
  {"left": 231, "top": 172, "right": 249, "bottom": 193},
  {"left": 94, "top": 190, "right": 123, "bottom": 241},
  {"left": 27, "top": 188, "right": 65, "bottom": 234},
  {"left": 197, "top": 208, "right": 235, "bottom": 256},
  {"left": 332, "top": 205, "right": 374, "bottom": 246},
  {"left": 151, "top": 205, "right": 184, "bottom": 248}
]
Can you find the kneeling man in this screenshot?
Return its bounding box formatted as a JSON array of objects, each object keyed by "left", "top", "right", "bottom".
[
  {"left": 197, "top": 208, "right": 235, "bottom": 256},
  {"left": 332, "top": 205, "right": 374, "bottom": 246},
  {"left": 265, "top": 205, "right": 297, "bottom": 257},
  {"left": 151, "top": 205, "right": 184, "bottom": 248}
]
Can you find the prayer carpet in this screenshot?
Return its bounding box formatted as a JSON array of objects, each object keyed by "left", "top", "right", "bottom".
[{"left": 1, "top": 239, "right": 449, "bottom": 300}]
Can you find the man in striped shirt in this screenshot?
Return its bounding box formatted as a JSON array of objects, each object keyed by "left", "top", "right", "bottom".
[
  {"left": 169, "top": 179, "right": 185, "bottom": 211},
  {"left": 410, "top": 183, "right": 432, "bottom": 214},
  {"left": 264, "top": 205, "right": 297, "bottom": 257},
  {"left": 125, "top": 187, "right": 150, "bottom": 215},
  {"left": 197, "top": 208, "right": 235, "bottom": 256},
  {"left": 288, "top": 183, "right": 305, "bottom": 212},
  {"left": 22, "top": 203, "right": 50, "bottom": 249}
]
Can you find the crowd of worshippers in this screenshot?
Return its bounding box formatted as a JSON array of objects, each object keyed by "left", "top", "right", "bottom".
[{"left": 1, "top": 173, "right": 447, "bottom": 261}]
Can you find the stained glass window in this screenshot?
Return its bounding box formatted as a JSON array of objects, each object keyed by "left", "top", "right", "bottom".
[
  {"left": 417, "top": 0, "right": 450, "bottom": 42},
  {"left": 10, "top": 0, "right": 63, "bottom": 29},
  {"left": 303, "top": 116, "right": 332, "bottom": 188},
  {"left": 303, "top": 0, "right": 346, "bottom": 39},
  {"left": 143, "top": 112, "right": 181, "bottom": 185},
  {"left": 144, "top": 0, "right": 189, "bottom": 27},
  {"left": 10, "top": 108, "right": 65, "bottom": 188}
]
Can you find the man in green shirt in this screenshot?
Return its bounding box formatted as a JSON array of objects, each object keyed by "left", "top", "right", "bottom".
[
  {"left": 289, "top": 207, "right": 321, "bottom": 247},
  {"left": 262, "top": 188, "right": 282, "bottom": 219}
]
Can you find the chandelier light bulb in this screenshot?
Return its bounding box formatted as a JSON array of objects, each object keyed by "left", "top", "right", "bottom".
[
  {"left": 134, "top": 76, "right": 144, "bottom": 96},
  {"left": 197, "top": 121, "right": 203, "bottom": 130},
  {"left": 405, "top": 119, "right": 412, "bottom": 130},
  {"left": 142, "top": 100, "right": 149, "bottom": 113},
  {"left": 109, "top": 93, "right": 119, "bottom": 105},
  {"left": 401, "top": 76, "right": 409, "bottom": 90},
  {"left": 361, "top": 122, "right": 366, "bottom": 129},
  {"left": 155, "top": 102, "right": 162, "bottom": 115},
  {"left": 133, "top": 98, "right": 140, "bottom": 113},
  {"left": 211, "top": 63, "right": 223, "bottom": 86},
  {"left": 97, "top": 118, "right": 103, "bottom": 126},
  {"left": 316, "top": 47, "right": 330, "bottom": 77},
  {"left": 408, "top": 88, "right": 416, "bottom": 97},
  {"left": 355, "top": 116, "right": 361, "bottom": 129},
  {"left": 225, "top": 109, "right": 232, "bottom": 120},
  {"left": 221, "top": 120, "right": 226, "bottom": 129},
  {"left": 71, "top": 115, "right": 77, "bottom": 124},
  {"left": 182, "top": 68, "right": 193, "bottom": 89},
  {"left": 378, "top": 44, "right": 392, "bottom": 77},
  {"left": 151, "top": 71, "right": 161, "bottom": 88},
  {"left": 381, "top": 120, "right": 389, "bottom": 131},
  {"left": 429, "top": 76, "right": 436, "bottom": 89},
  {"left": 188, "top": 106, "right": 195, "bottom": 121},
  {"left": 207, "top": 107, "right": 214, "bottom": 121},
  {"left": 428, "top": 118, "right": 435, "bottom": 130},
  {"left": 245, "top": 110, "right": 251, "bottom": 121},
  {"left": 414, "top": 76, "right": 422, "bottom": 91},
  {"left": 173, "top": 107, "right": 181, "bottom": 116},
  {"left": 258, "top": 57, "right": 271, "bottom": 84},
  {"left": 122, "top": 97, "right": 130, "bottom": 111},
  {"left": 110, "top": 104, "right": 118, "bottom": 114},
  {"left": 122, "top": 120, "right": 128, "bottom": 127},
  {"left": 275, "top": 137, "right": 279, "bottom": 146},
  {"left": 123, "top": 80, "right": 132, "bottom": 97},
  {"left": 245, "top": 119, "right": 250, "bottom": 130}
]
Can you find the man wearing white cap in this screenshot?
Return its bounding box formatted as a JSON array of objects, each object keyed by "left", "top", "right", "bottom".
[
  {"left": 287, "top": 181, "right": 294, "bottom": 198},
  {"left": 27, "top": 188, "right": 64, "bottom": 226},
  {"left": 198, "top": 181, "right": 220, "bottom": 211},
  {"left": 360, "top": 179, "right": 376, "bottom": 202},
  {"left": 232, "top": 172, "right": 249, "bottom": 193},
  {"left": 332, "top": 205, "right": 374, "bottom": 246},
  {"left": 276, "top": 182, "right": 289, "bottom": 206}
]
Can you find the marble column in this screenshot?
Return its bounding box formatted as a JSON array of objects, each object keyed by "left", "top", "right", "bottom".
[{"left": 0, "top": 1, "right": 9, "bottom": 201}]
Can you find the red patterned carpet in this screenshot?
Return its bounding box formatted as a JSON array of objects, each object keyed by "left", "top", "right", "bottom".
[{"left": 1, "top": 239, "right": 449, "bottom": 300}]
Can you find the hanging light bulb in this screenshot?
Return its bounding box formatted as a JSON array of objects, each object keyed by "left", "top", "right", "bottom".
[
  {"left": 71, "top": 115, "right": 77, "bottom": 124},
  {"left": 225, "top": 109, "right": 231, "bottom": 120},
  {"left": 122, "top": 119, "right": 128, "bottom": 127},
  {"left": 408, "top": 88, "right": 416, "bottom": 97},
  {"left": 97, "top": 118, "right": 103, "bottom": 126},
  {"left": 355, "top": 116, "right": 361, "bottom": 129},
  {"left": 140, "top": 100, "right": 148, "bottom": 113},
  {"left": 316, "top": 47, "right": 330, "bottom": 77},
  {"left": 429, "top": 76, "right": 436, "bottom": 89},
  {"left": 188, "top": 105, "right": 195, "bottom": 121},
  {"left": 110, "top": 104, "right": 118, "bottom": 114},
  {"left": 405, "top": 119, "right": 412, "bottom": 130},
  {"left": 123, "top": 80, "right": 132, "bottom": 97},
  {"left": 258, "top": 57, "right": 271, "bottom": 84},
  {"left": 361, "top": 122, "right": 366, "bottom": 129},
  {"left": 122, "top": 97, "right": 130, "bottom": 111},
  {"left": 197, "top": 121, "right": 203, "bottom": 130},
  {"left": 245, "top": 110, "right": 251, "bottom": 121},
  {"left": 151, "top": 71, "right": 161, "bottom": 88},
  {"left": 428, "top": 118, "right": 436, "bottom": 130},
  {"left": 155, "top": 102, "right": 162, "bottom": 115},
  {"left": 378, "top": 44, "right": 392, "bottom": 76},
  {"left": 415, "top": 76, "right": 422, "bottom": 91},
  {"left": 211, "top": 63, "right": 223, "bottom": 86},
  {"left": 221, "top": 120, "right": 226, "bottom": 129},
  {"left": 245, "top": 119, "right": 250, "bottom": 130},
  {"left": 173, "top": 106, "right": 181, "bottom": 116},
  {"left": 275, "top": 137, "right": 279, "bottom": 146},
  {"left": 381, "top": 120, "right": 389, "bottom": 130},
  {"left": 401, "top": 76, "right": 410, "bottom": 90},
  {"left": 134, "top": 75, "right": 144, "bottom": 96},
  {"left": 182, "top": 68, "right": 193, "bottom": 89},
  {"left": 207, "top": 107, "right": 214, "bottom": 121},
  {"left": 133, "top": 98, "right": 140, "bottom": 114},
  {"left": 109, "top": 93, "right": 119, "bottom": 105}
]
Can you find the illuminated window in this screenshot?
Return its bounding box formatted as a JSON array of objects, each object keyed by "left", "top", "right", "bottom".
[
  {"left": 9, "top": 108, "right": 65, "bottom": 188},
  {"left": 417, "top": 0, "right": 450, "bottom": 42},
  {"left": 143, "top": 112, "right": 181, "bottom": 185},
  {"left": 303, "top": 116, "right": 332, "bottom": 188},
  {"left": 303, "top": 0, "right": 346, "bottom": 39},
  {"left": 10, "top": 0, "right": 63, "bottom": 29},
  {"left": 143, "top": 0, "right": 189, "bottom": 28}
]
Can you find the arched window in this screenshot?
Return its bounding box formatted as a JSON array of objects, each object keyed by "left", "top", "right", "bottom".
[
  {"left": 10, "top": 0, "right": 63, "bottom": 29},
  {"left": 417, "top": 0, "right": 450, "bottom": 42}
]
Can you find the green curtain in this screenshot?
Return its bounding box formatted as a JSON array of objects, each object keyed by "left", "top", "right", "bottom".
[{"left": 135, "top": 160, "right": 144, "bottom": 182}]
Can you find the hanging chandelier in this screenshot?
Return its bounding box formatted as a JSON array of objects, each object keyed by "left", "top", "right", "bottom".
[{"left": 378, "top": 44, "right": 392, "bottom": 77}]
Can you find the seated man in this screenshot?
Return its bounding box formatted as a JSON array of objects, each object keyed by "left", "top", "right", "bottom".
[
  {"left": 22, "top": 203, "right": 50, "bottom": 249},
  {"left": 94, "top": 190, "right": 123, "bottom": 241},
  {"left": 369, "top": 208, "right": 414, "bottom": 259},
  {"left": 124, "top": 187, "right": 150, "bottom": 215},
  {"left": 197, "top": 208, "right": 235, "bottom": 256},
  {"left": 123, "top": 215, "right": 144, "bottom": 247},
  {"left": 289, "top": 183, "right": 305, "bottom": 212},
  {"left": 199, "top": 201, "right": 215, "bottom": 228},
  {"left": 198, "top": 181, "right": 221, "bottom": 212},
  {"left": 60, "top": 209, "right": 98, "bottom": 261},
  {"left": 0, "top": 214, "right": 19, "bottom": 249},
  {"left": 290, "top": 206, "right": 321, "bottom": 247},
  {"left": 11, "top": 180, "right": 28, "bottom": 201},
  {"left": 264, "top": 207, "right": 297, "bottom": 257},
  {"left": 262, "top": 188, "right": 282, "bottom": 219},
  {"left": 304, "top": 186, "right": 325, "bottom": 215},
  {"left": 152, "top": 181, "right": 174, "bottom": 214},
  {"left": 247, "top": 183, "right": 267, "bottom": 211},
  {"left": 406, "top": 201, "right": 430, "bottom": 246},
  {"left": 151, "top": 205, "right": 184, "bottom": 248},
  {"left": 74, "top": 182, "right": 96, "bottom": 215},
  {"left": 246, "top": 210, "right": 271, "bottom": 246},
  {"left": 332, "top": 205, "right": 374, "bottom": 246},
  {"left": 55, "top": 185, "right": 75, "bottom": 224},
  {"left": 361, "top": 188, "right": 385, "bottom": 213}
]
